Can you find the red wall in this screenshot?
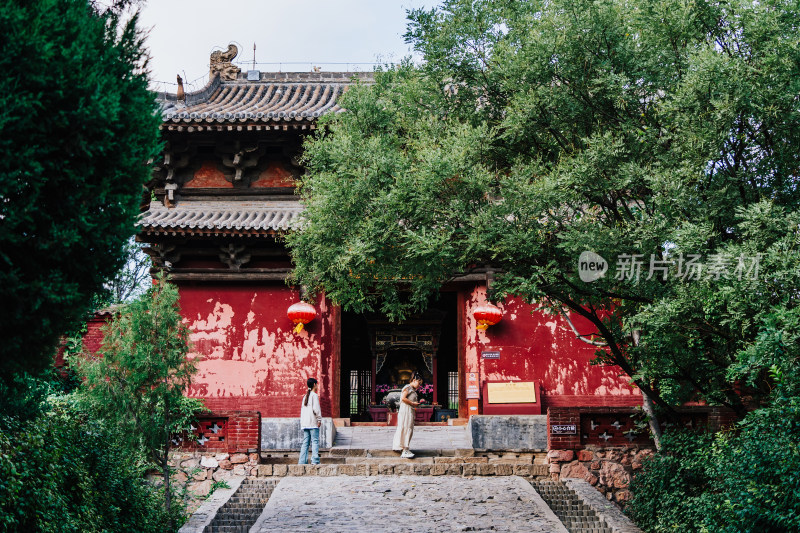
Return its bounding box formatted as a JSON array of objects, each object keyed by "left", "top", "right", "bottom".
[
  {"left": 179, "top": 284, "right": 338, "bottom": 418},
  {"left": 464, "top": 286, "right": 641, "bottom": 413}
]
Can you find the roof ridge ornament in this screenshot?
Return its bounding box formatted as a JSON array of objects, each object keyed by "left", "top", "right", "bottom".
[{"left": 210, "top": 44, "right": 241, "bottom": 81}]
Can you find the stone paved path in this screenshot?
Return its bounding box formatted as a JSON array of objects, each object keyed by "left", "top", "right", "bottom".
[
  {"left": 249, "top": 475, "right": 569, "bottom": 532},
  {"left": 333, "top": 426, "right": 470, "bottom": 451}
]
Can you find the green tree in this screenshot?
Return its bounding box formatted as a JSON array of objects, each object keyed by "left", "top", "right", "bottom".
[
  {"left": 0, "top": 0, "right": 161, "bottom": 382},
  {"left": 74, "top": 274, "right": 204, "bottom": 520},
  {"left": 288, "top": 0, "right": 800, "bottom": 423}
]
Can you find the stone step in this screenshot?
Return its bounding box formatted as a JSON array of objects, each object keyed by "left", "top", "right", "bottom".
[
  {"left": 530, "top": 480, "right": 611, "bottom": 533},
  {"left": 250, "top": 462, "right": 549, "bottom": 477}
]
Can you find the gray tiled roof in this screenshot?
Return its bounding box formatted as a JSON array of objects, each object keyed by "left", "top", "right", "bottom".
[
  {"left": 137, "top": 200, "right": 303, "bottom": 236},
  {"left": 159, "top": 71, "right": 373, "bottom": 124}
]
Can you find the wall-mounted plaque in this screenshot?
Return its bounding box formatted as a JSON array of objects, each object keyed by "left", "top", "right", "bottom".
[
  {"left": 482, "top": 350, "right": 501, "bottom": 359},
  {"left": 551, "top": 424, "right": 577, "bottom": 435},
  {"left": 487, "top": 381, "right": 536, "bottom": 404}
]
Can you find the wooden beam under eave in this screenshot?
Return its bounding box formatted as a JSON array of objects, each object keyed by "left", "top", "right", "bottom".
[{"left": 167, "top": 271, "right": 290, "bottom": 281}]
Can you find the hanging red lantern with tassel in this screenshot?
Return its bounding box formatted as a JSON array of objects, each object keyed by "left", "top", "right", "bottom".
[
  {"left": 473, "top": 302, "right": 502, "bottom": 331},
  {"left": 287, "top": 301, "right": 316, "bottom": 333}
]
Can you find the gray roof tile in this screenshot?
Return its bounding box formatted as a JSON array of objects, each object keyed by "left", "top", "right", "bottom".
[
  {"left": 137, "top": 200, "right": 303, "bottom": 236},
  {"left": 159, "top": 71, "right": 373, "bottom": 124}
]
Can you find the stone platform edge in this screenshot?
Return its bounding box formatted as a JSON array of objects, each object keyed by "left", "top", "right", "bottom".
[
  {"left": 177, "top": 475, "right": 245, "bottom": 533},
  {"left": 564, "top": 479, "right": 643, "bottom": 533},
  {"left": 251, "top": 462, "right": 549, "bottom": 477}
]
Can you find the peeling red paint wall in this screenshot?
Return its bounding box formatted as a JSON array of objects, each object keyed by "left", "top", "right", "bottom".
[
  {"left": 463, "top": 285, "right": 641, "bottom": 410},
  {"left": 179, "top": 284, "right": 336, "bottom": 417}
]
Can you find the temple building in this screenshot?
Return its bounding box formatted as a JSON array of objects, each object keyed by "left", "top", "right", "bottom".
[{"left": 137, "top": 45, "right": 644, "bottom": 450}]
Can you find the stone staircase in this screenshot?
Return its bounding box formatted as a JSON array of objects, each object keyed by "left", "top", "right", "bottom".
[
  {"left": 254, "top": 449, "right": 550, "bottom": 477},
  {"left": 203, "top": 479, "right": 278, "bottom": 533},
  {"left": 532, "top": 480, "right": 612, "bottom": 533}
]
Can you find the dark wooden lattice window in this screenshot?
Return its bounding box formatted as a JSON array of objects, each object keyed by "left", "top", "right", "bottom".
[
  {"left": 448, "top": 371, "right": 459, "bottom": 410},
  {"left": 350, "top": 369, "right": 372, "bottom": 417}
]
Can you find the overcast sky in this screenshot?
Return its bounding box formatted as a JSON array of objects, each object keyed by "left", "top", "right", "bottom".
[{"left": 138, "top": 0, "right": 439, "bottom": 93}]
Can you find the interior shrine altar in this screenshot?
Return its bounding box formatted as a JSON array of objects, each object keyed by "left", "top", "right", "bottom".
[{"left": 367, "top": 404, "right": 435, "bottom": 425}]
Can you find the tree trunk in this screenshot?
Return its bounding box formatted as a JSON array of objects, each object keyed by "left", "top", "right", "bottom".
[
  {"left": 641, "top": 390, "right": 662, "bottom": 450},
  {"left": 163, "top": 440, "right": 172, "bottom": 527},
  {"left": 631, "top": 330, "right": 662, "bottom": 450}
]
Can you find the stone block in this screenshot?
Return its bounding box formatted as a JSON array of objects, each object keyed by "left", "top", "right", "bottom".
[
  {"left": 218, "top": 459, "right": 233, "bottom": 470},
  {"left": 233, "top": 465, "right": 247, "bottom": 476},
  {"left": 212, "top": 469, "right": 233, "bottom": 482},
  {"left": 590, "top": 461, "right": 601, "bottom": 470},
  {"left": 230, "top": 453, "right": 248, "bottom": 464},
  {"left": 599, "top": 461, "right": 630, "bottom": 489},
  {"left": 433, "top": 457, "right": 465, "bottom": 464},
  {"left": 338, "top": 464, "right": 356, "bottom": 475},
  {"left": 172, "top": 470, "right": 188, "bottom": 484},
  {"left": 431, "top": 464, "right": 447, "bottom": 476},
  {"left": 463, "top": 457, "right": 489, "bottom": 463},
  {"left": 393, "top": 464, "right": 412, "bottom": 475},
  {"left": 513, "top": 464, "right": 534, "bottom": 477},
  {"left": 317, "top": 465, "right": 338, "bottom": 477},
  {"left": 261, "top": 417, "right": 336, "bottom": 450},
  {"left": 461, "top": 463, "right": 476, "bottom": 476},
  {"left": 560, "top": 460, "right": 597, "bottom": 486},
  {"left": 531, "top": 465, "right": 549, "bottom": 477},
  {"left": 605, "top": 449, "right": 623, "bottom": 462},
  {"left": 445, "top": 464, "right": 462, "bottom": 476},
  {"left": 549, "top": 463, "right": 561, "bottom": 474},
  {"left": 200, "top": 456, "right": 219, "bottom": 469},
  {"left": 476, "top": 464, "right": 494, "bottom": 476},
  {"left": 468, "top": 415, "right": 547, "bottom": 451},
  {"left": 547, "top": 449, "right": 574, "bottom": 463},
  {"left": 377, "top": 464, "right": 394, "bottom": 475},
  {"left": 192, "top": 469, "right": 208, "bottom": 481},
  {"left": 272, "top": 464, "right": 288, "bottom": 477},
  {"left": 615, "top": 489, "right": 633, "bottom": 503},
  {"left": 215, "top": 453, "right": 230, "bottom": 462},
  {"left": 249, "top": 453, "right": 260, "bottom": 464},
  {"left": 181, "top": 457, "right": 200, "bottom": 470},
  {"left": 413, "top": 464, "right": 431, "bottom": 475},
  {"left": 256, "top": 464, "right": 273, "bottom": 477},
  {"left": 188, "top": 479, "right": 212, "bottom": 498},
  {"left": 577, "top": 450, "right": 594, "bottom": 462},
  {"left": 288, "top": 465, "right": 305, "bottom": 476},
  {"left": 494, "top": 464, "right": 513, "bottom": 476}
]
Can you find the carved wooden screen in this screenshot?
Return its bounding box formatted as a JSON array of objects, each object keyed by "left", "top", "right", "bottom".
[{"left": 349, "top": 369, "right": 372, "bottom": 417}]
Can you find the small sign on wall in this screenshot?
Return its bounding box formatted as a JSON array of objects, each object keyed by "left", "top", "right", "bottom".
[
  {"left": 466, "top": 372, "right": 480, "bottom": 399},
  {"left": 551, "top": 424, "right": 577, "bottom": 435},
  {"left": 482, "top": 350, "right": 501, "bottom": 359}
]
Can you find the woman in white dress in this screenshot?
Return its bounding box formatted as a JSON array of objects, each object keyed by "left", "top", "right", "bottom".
[{"left": 392, "top": 372, "right": 426, "bottom": 458}]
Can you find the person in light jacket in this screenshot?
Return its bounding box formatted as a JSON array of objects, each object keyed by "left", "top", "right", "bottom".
[{"left": 299, "top": 377, "right": 322, "bottom": 465}]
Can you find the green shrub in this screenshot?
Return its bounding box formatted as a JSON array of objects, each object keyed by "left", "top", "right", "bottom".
[
  {"left": 627, "top": 402, "right": 800, "bottom": 533},
  {"left": 626, "top": 430, "right": 724, "bottom": 532},
  {"left": 0, "top": 396, "right": 185, "bottom": 532}
]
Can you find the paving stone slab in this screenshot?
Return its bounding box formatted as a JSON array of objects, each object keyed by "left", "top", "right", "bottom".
[{"left": 249, "top": 475, "right": 568, "bottom": 533}]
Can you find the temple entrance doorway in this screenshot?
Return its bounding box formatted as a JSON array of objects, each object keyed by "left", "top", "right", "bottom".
[{"left": 339, "top": 292, "right": 459, "bottom": 423}]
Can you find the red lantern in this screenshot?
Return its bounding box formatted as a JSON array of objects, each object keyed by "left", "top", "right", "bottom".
[
  {"left": 287, "top": 301, "right": 316, "bottom": 333},
  {"left": 473, "top": 303, "right": 502, "bottom": 331}
]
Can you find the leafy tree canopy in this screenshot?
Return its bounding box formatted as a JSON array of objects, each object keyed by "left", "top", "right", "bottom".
[
  {"left": 74, "top": 273, "right": 204, "bottom": 519},
  {"left": 0, "top": 0, "right": 161, "bottom": 382},
  {"left": 288, "top": 0, "right": 800, "bottom": 415}
]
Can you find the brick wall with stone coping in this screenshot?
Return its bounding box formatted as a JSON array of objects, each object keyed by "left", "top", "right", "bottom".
[
  {"left": 546, "top": 445, "right": 654, "bottom": 506},
  {"left": 545, "top": 405, "right": 739, "bottom": 507},
  {"left": 165, "top": 451, "right": 261, "bottom": 514}
]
